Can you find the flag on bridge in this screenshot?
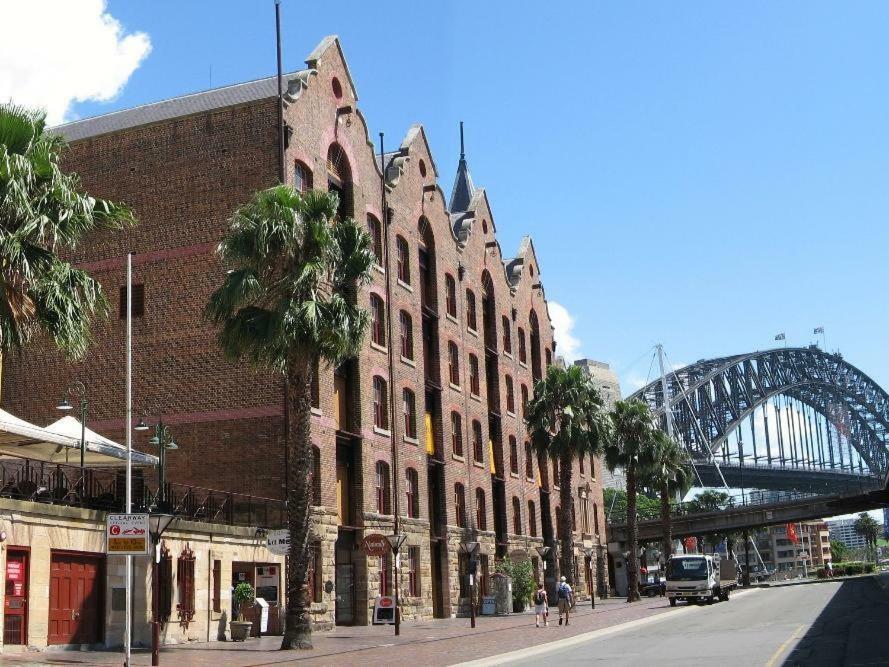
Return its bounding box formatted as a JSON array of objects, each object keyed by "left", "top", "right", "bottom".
[
  {"left": 786, "top": 523, "right": 799, "bottom": 544},
  {"left": 774, "top": 333, "right": 786, "bottom": 341}
]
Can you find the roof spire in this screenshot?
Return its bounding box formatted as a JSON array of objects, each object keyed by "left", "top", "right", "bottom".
[{"left": 450, "top": 120, "right": 475, "bottom": 212}]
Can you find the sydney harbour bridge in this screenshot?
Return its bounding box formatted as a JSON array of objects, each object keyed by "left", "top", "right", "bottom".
[{"left": 609, "top": 346, "right": 889, "bottom": 541}]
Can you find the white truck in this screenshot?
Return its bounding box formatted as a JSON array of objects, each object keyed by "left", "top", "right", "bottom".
[{"left": 665, "top": 553, "right": 738, "bottom": 606}]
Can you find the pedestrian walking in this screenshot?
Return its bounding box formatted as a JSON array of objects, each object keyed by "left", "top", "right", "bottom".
[
  {"left": 826, "top": 561, "right": 833, "bottom": 578},
  {"left": 557, "top": 576, "right": 574, "bottom": 626},
  {"left": 533, "top": 582, "right": 549, "bottom": 628}
]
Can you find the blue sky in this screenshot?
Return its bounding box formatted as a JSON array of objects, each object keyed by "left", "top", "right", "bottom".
[{"left": 10, "top": 0, "right": 889, "bottom": 397}]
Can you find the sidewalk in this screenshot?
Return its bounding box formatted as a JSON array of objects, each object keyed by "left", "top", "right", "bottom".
[{"left": 0, "top": 597, "right": 678, "bottom": 667}]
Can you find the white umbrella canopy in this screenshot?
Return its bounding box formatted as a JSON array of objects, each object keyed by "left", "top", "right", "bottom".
[{"left": 0, "top": 410, "right": 156, "bottom": 467}]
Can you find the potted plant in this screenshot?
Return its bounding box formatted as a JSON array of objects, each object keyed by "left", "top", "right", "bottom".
[{"left": 230, "top": 582, "right": 255, "bottom": 641}]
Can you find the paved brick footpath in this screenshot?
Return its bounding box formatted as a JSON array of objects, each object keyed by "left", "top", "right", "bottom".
[{"left": 0, "top": 597, "right": 676, "bottom": 667}]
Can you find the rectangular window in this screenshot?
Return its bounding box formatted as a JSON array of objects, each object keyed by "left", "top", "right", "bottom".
[
  {"left": 449, "top": 342, "right": 460, "bottom": 386},
  {"left": 466, "top": 290, "right": 477, "bottom": 331},
  {"left": 451, "top": 412, "right": 463, "bottom": 456},
  {"left": 445, "top": 274, "right": 457, "bottom": 318},
  {"left": 371, "top": 295, "right": 386, "bottom": 347},
  {"left": 525, "top": 442, "right": 533, "bottom": 479},
  {"left": 158, "top": 544, "right": 173, "bottom": 621},
  {"left": 374, "top": 377, "right": 389, "bottom": 430},
  {"left": 408, "top": 547, "right": 420, "bottom": 596},
  {"left": 379, "top": 554, "right": 392, "bottom": 596},
  {"left": 455, "top": 483, "right": 466, "bottom": 527},
  {"left": 177, "top": 547, "right": 196, "bottom": 624},
  {"left": 509, "top": 437, "right": 518, "bottom": 475},
  {"left": 400, "top": 311, "right": 413, "bottom": 360},
  {"left": 212, "top": 559, "right": 221, "bottom": 614},
  {"left": 368, "top": 215, "right": 383, "bottom": 265},
  {"left": 505, "top": 376, "right": 515, "bottom": 414},
  {"left": 397, "top": 236, "right": 410, "bottom": 284},
  {"left": 469, "top": 354, "right": 480, "bottom": 396},
  {"left": 518, "top": 328, "right": 526, "bottom": 363},
  {"left": 502, "top": 315, "right": 511, "bottom": 354},
  {"left": 472, "top": 421, "right": 483, "bottom": 463},
  {"left": 403, "top": 389, "right": 417, "bottom": 439},
  {"left": 119, "top": 284, "right": 145, "bottom": 319},
  {"left": 309, "top": 542, "right": 323, "bottom": 603}
]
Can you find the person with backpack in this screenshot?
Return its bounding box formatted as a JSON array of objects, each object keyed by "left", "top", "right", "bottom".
[
  {"left": 557, "top": 576, "right": 574, "bottom": 626},
  {"left": 534, "top": 582, "right": 549, "bottom": 627}
]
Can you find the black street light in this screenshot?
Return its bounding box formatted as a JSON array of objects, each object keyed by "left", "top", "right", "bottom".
[
  {"left": 385, "top": 533, "right": 407, "bottom": 636},
  {"left": 136, "top": 414, "right": 177, "bottom": 512},
  {"left": 148, "top": 512, "right": 177, "bottom": 666},
  {"left": 459, "top": 541, "right": 481, "bottom": 628},
  {"left": 57, "top": 380, "right": 88, "bottom": 499}
]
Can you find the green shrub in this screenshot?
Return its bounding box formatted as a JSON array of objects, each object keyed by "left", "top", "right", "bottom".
[
  {"left": 233, "top": 582, "right": 255, "bottom": 621},
  {"left": 496, "top": 557, "right": 535, "bottom": 611}
]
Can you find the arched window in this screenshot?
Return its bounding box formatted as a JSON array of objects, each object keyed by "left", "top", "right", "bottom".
[
  {"left": 505, "top": 375, "right": 515, "bottom": 414},
  {"left": 466, "top": 290, "right": 477, "bottom": 330},
  {"left": 399, "top": 310, "right": 413, "bottom": 360},
  {"left": 521, "top": 384, "right": 528, "bottom": 418},
  {"left": 502, "top": 315, "right": 512, "bottom": 354},
  {"left": 327, "top": 143, "right": 352, "bottom": 219},
  {"left": 524, "top": 441, "right": 533, "bottom": 479},
  {"left": 469, "top": 354, "right": 480, "bottom": 396},
  {"left": 373, "top": 376, "right": 389, "bottom": 430},
  {"left": 512, "top": 497, "right": 522, "bottom": 535},
  {"left": 375, "top": 461, "right": 391, "bottom": 514},
  {"left": 402, "top": 388, "right": 417, "bottom": 439},
  {"left": 455, "top": 483, "right": 466, "bottom": 527},
  {"left": 451, "top": 412, "right": 463, "bottom": 456},
  {"left": 476, "top": 488, "right": 487, "bottom": 531},
  {"left": 312, "top": 446, "right": 322, "bottom": 505},
  {"left": 472, "top": 420, "right": 483, "bottom": 463},
  {"left": 396, "top": 235, "right": 410, "bottom": 284},
  {"left": 445, "top": 274, "right": 457, "bottom": 318},
  {"left": 509, "top": 436, "right": 518, "bottom": 475},
  {"left": 370, "top": 294, "right": 386, "bottom": 347},
  {"left": 406, "top": 467, "right": 419, "bottom": 518},
  {"left": 518, "top": 327, "right": 527, "bottom": 363},
  {"left": 448, "top": 341, "right": 460, "bottom": 386},
  {"left": 367, "top": 214, "right": 383, "bottom": 265},
  {"left": 528, "top": 500, "right": 537, "bottom": 537},
  {"left": 294, "top": 160, "right": 312, "bottom": 193}
]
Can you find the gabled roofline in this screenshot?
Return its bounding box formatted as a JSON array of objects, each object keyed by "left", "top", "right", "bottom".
[{"left": 306, "top": 35, "right": 359, "bottom": 101}]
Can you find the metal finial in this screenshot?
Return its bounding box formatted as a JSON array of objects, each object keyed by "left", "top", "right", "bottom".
[{"left": 459, "top": 121, "right": 465, "bottom": 159}]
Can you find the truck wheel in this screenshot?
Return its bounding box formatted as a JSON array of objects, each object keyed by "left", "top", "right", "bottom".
[
  {"left": 669, "top": 598, "right": 677, "bottom": 607},
  {"left": 707, "top": 591, "right": 715, "bottom": 605},
  {"left": 720, "top": 589, "right": 730, "bottom": 602}
]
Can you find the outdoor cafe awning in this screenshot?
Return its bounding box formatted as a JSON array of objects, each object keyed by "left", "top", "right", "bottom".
[{"left": 0, "top": 409, "right": 157, "bottom": 467}]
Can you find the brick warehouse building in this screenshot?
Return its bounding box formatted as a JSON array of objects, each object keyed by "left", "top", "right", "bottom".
[{"left": 1, "top": 36, "right": 607, "bottom": 627}]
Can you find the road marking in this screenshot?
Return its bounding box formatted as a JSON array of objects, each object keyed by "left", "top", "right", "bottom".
[
  {"left": 764, "top": 624, "right": 804, "bottom": 667},
  {"left": 454, "top": 589, "right": 760, "bottom": 667}
]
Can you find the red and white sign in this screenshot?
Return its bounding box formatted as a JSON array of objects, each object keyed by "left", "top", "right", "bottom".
[
  {"left": 106, "top": 513, "right": 150, "bottom": 555},
  {"left": 6, "top": 561, "right": 22, "bottom": 581},
  {"left": 362, "top": 533, "right": 391, "bottom": 557}
]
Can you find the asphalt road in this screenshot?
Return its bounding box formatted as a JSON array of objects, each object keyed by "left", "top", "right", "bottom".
[{"left": 501, "top": 574, "right": 889, "bottom": 667}]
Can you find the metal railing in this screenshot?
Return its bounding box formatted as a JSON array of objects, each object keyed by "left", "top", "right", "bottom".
[{"left": 0, "top": 456, "right": 285, "bottom": 528}]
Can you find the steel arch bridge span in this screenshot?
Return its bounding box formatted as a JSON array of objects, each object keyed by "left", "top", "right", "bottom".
[{"left": 628, "top": 347, "right": 889, "bottom": 485}]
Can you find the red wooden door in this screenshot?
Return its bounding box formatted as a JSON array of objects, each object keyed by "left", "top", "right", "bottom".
[
  {"left": 48, "top": 552, "right": 103, "bottom": 645},
  {"left": 4, "top": 549, "right": 29, "bottom": 645}
]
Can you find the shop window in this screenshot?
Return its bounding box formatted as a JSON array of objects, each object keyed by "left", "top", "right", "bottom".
[
  {"left": 375, "top": 461, "right": 391, "bottom": 514},
  {"left": 455, "top": 483, "right": 466, "bottom": 527},
  {"left": 119, "top": 284, "right": 144, "bottom": 319},
  {"left": 451, "top": 412, "right": 463, "bottom": 456},
  {"left": 472, "top": 420, "right": 483, "bottom": 464},
  {"left": 403, "top": 389, "right": 417, "bottom": 439},
  {"left": 509, "top": 436, "right": 518, "bottom": 475},
  {"left": 476, "top": 488, "right": 487, "bottom": 531},
  {"left": 373, "top": 377, "right": 389, "bottom": 430},
  {"left": 466, "top": 290, "right": 477, "bottom": 330},
  {"left": 371, "top": 294, "right": 386, "bottom": 347},
  {"left": 400, "top": 310, "right": 414, "bottom": 360},
  {"left": 445, "top": 274, "right": 457, "bottom": 318},
  {"left": 396, "top": 236, "right": 410, "bottom": 284},
  {"left": 177, "top": 545, "right": 196, "bottom": 625},
  {"left": 408, "top": 547, "right": 420, "bottom": 596}
]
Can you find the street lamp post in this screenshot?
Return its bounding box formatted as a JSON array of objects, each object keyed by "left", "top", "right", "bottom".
[
  {"left": 385, "top": 533, "right": 407, "bottom": 636},
  {"left": 460, "top": 542, "right": 481, "bottom": 628},
  {"left": 56, "top": 380, "right": 88, "bottom": 499},
  {"left": 135, "top": 415, "right": 178, "bottom": 513}
]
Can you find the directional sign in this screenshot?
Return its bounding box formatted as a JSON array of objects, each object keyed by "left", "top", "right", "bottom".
[
  {"left": 267, "top": 529, "right": 290, "bottom": 555},
  {"left": 106, "top": 514, "right": 149, "bottom": 555}
]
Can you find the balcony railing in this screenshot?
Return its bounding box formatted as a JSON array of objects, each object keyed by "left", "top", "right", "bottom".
[{"left": 0, "top": 456, "right": 286, "bottom": 529}]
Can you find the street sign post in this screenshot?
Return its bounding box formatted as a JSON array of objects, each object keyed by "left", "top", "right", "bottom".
[{"left": 107, "top": 514, "right": 150, "bottom": 555}]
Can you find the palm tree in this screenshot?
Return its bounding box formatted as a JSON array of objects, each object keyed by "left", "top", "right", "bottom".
[
  {"left": 525, "top": 364, "right": 608, "bottom": 590},
  {"left": 0, "top": 104, "right": 133, "bottom": 372},
  {"left": 645, "top": 431, "right": 693, "bottom": 562},
  {"left": 205, "top": 186, "right": 374, "bottom": 650},
  {"left": 605, "top": 399, "right": 656, "bottom": 602},
  {"left": 854, "top": 512, "right": 880, "bottom": 559}
]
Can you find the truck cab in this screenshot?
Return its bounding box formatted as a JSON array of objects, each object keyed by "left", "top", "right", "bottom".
[{"left": 665, "top": 554, "right": 737, "bottom": 606}]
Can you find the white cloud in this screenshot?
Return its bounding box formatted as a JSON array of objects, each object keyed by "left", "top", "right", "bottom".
[
  {"left": 549, "top": 301, "right": 581, "bottom": 362},
  {"left": 0, "top": 0, "right": 151, "bottom": 124}
]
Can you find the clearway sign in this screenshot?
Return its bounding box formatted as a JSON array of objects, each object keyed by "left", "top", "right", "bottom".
[
  {"left": 106, "top": 513, "right": 150, "bottom": 555},
  {"left": 267, "top": 529, "right": 290, "bottom": 555}
]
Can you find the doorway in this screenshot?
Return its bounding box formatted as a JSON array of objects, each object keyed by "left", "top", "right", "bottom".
[
  {"left": 48, "top": 551, "right": 104, "bottom": 645},
  {"left": 335, "top": 531, "right": 356, "bottom": 625},
  {"left": 4, "top": 548, "right": 29, "bottom": 645}
]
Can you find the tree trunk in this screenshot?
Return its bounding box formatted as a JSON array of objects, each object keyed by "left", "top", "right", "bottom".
[
  {"left": 660, "top": 481, "right": 672, "bottom": 563},
  {"left": 625, "top": 461, "right": 640, "bottom": 602},
  {"left": 280, "top": 351, "right": 314, "bottom": 650},
  {"left": 558, "top": 451, "right": 575, "bottom": 588}
]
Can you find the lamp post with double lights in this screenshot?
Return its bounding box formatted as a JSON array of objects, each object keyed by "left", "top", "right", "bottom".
[
  {"left": 459, "top": 541, "right": 480, "bottom": 628},
  {"left": 56, "top": 380, "right": 88, "bottom": 497},
  {"left": 385, "top": 533, "right": 407, "bottom": 635},
  {"left": 135, "top": 415, "right": 178, "bottom": 512}
]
